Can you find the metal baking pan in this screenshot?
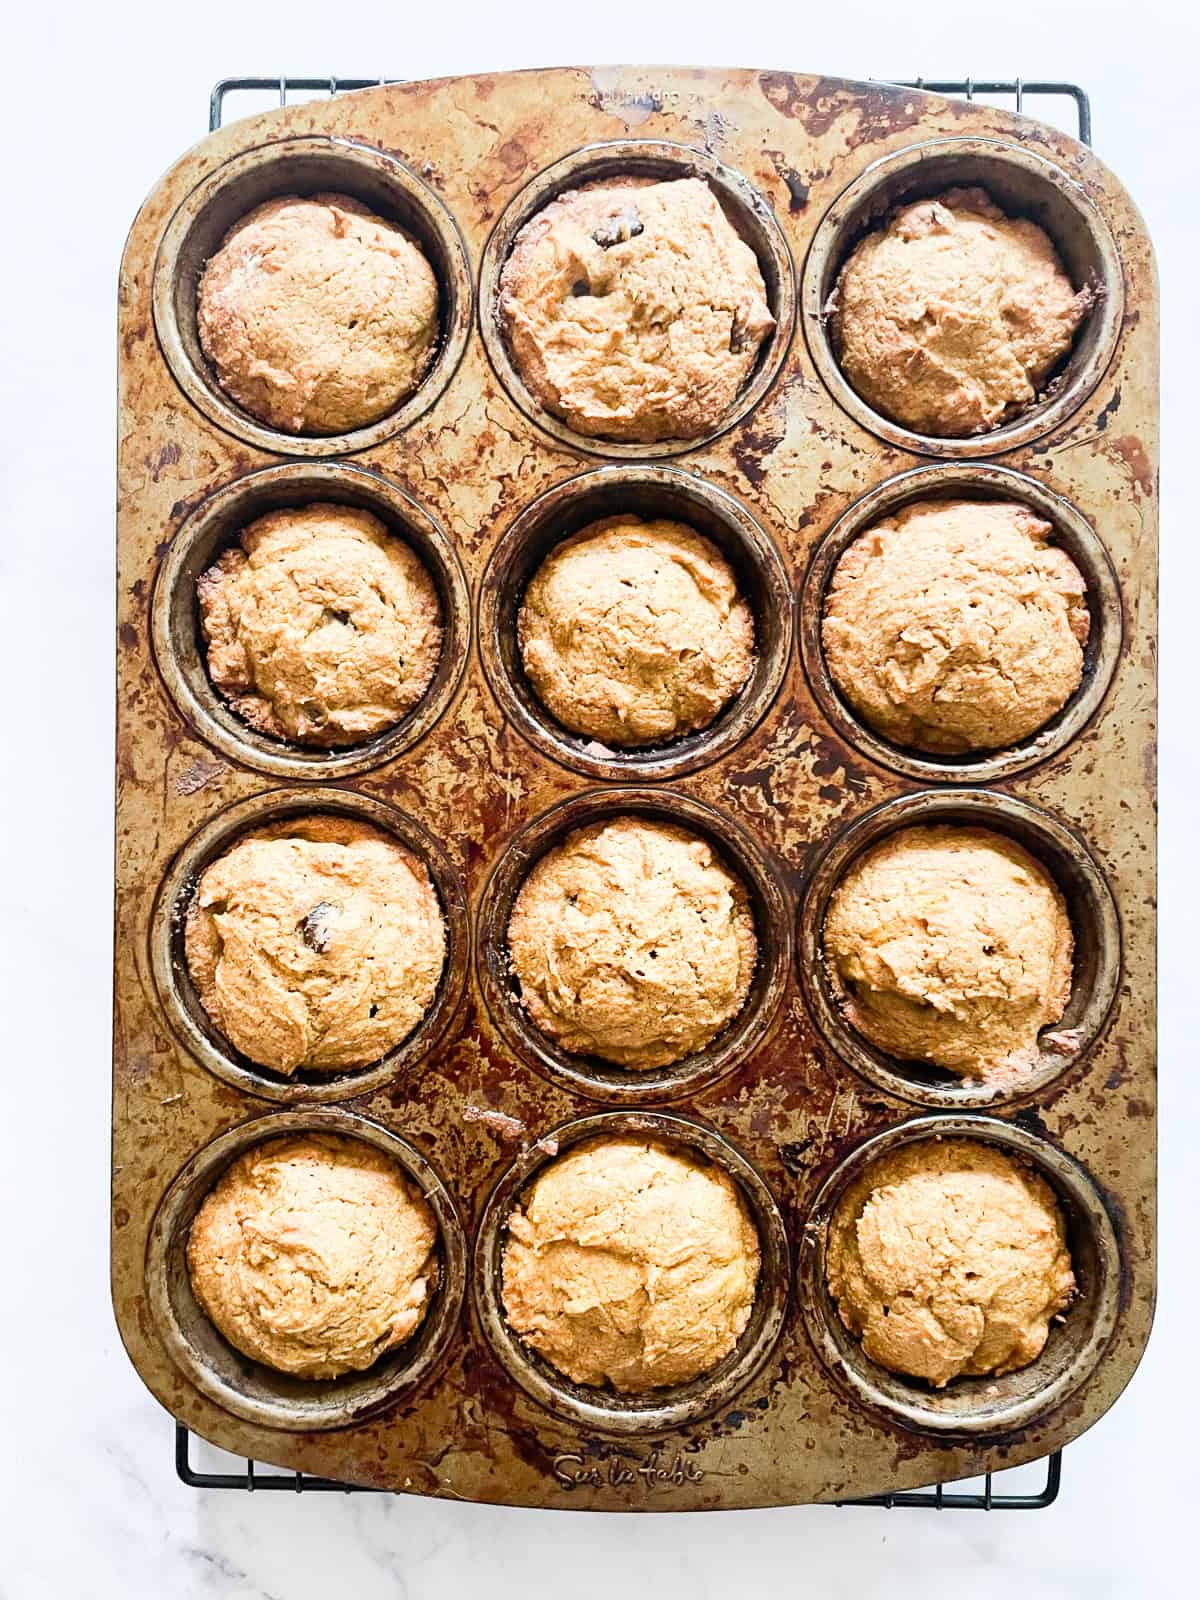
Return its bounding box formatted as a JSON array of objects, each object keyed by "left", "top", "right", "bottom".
[{"left": 114, "top": 65, "right": 1157, "bottom": 1508}]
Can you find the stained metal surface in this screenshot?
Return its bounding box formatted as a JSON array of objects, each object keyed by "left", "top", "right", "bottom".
[{"left": 114, "top": 66, "right": 1158, "bottom": 1509}]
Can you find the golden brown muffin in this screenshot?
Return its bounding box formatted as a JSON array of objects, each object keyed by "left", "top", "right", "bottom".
[
  {"left": 518, "top": 516, "right": 754, "bottom": 747},
  {"left": 507, "top": 815, "right": 757, "bottom": 1071},
  {"left": 499, "top": 176, "right": 773, "bottom": 442},
  {"left": 184, "top": 815, "right": 445, "bottom": 1075},
  {"left": 826, "top": 1139, "right": 1075, "bottom": 1387},
  {"left": 187, "top": 1134, "right": 439, "bottom": 1379},
  {"left": 501, "top": 1136, "right": 761, "bottom": 1390},
  {"left": 829, "top": 187, "right": 1091, "bottom": 437},
  {"left": 823, "top": 498, "right": 1090, "bottom": 754},
  {"left": 197, "top": 193, "right": 439, "bottom": 435},
  {"left": 823, "top": 825, "right": 1073, "bottom": 1085},
  {"left": 198, "top": 503, "right": 442, "bottom": 747}
]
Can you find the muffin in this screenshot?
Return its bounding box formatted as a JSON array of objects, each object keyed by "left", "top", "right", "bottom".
[
  {"left": 822, "top": 825, "right": 1073, "bottom": 1085},
  {"left": 187, "top": 1134, "right": 439, "bottom": 1379},
  {"left": 499, "top": 176, "right": 773, "bottom": 442},
  {"left": 184, "top": 815, "right": 446, "bottom": 1075},
  {"left": 501, "top": 1136, "right": 761, "bottom": 1390},
  {"left": 518, "top": 516, "right": 754, "bottom": 747},
  {"left": 822, "top": 498, "right": 1090, "bottom": 754},
  {"left": 198, "top": 502, "right": 443, "bottom": 747},
  {"left": 829, "top": 186, "right": 1091, "bottom": 437},
  {"left": 197, "top": 193, "right": 439, "bottom": 435},
  {"left": 826, "top": 1139, "right": 1076, "bottom": 1387},
  {"left": 507, "top": 816, "right": 757, "bottom": 1070}
]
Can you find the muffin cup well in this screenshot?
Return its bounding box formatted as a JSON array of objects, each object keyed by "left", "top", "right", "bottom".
[
  {"left": 798, "top": 463, "right": 1122, "bottom": 783},
  {"left": 150, "top": 463, "right": 471, "bottom": 780},
  {"left": 477, "top": 788, "right": 791, "bottom": 1104},
  {"left": 798, "top": 790, "right": 1121, "bottom": 1109},
  {"left": 146, "top": 1108, "right": 467, "bottom": 1432},
  {"left": 150, "top": 787, "right": 470, "bottom": 1103},
  {"left": 473, "top": 1110, "right": 790, "bottom": 1435},
  {"left": 152, "top": 136, "right": 472, "bottom": 456},
  {"left": 801, "top": 137, "right": 1124, "bottom": 457},
  {"left": 478, "top": 140, "right": 796, "bottom": 459},
  {"left": 796, "top": 1114, "right": 1122, "bottom": 1437},
  {"left": 478, "top": 465, "right": 792, "bottom": 780}
]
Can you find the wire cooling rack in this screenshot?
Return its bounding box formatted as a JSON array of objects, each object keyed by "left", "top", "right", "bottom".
[
  {"left": 208, "top": 74, "right": 1093, "bottom": 143},
  {"left": 174, "top": 1421, "right": 1063, "bottom": 1507},
  {"left": 170, "top": 72, "right": 1086, "bottom": 1509}
]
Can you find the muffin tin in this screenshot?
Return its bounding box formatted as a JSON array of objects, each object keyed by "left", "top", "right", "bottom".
[{"left": 114, "top": 67, "right": 1157, "bottom": 1507}]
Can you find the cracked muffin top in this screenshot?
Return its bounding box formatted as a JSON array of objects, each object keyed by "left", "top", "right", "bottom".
[
  {"left": 822, "top": 825, "right": 1073, "bottom": 1086},
  {"left": 501, "top": 1135, "right": 761, "bottom": 1391},
  {"left": 518, "top": 516, "right": 755, "bottom": 748},
  {"left": 499, "top": 176, "right": 774, "bottom": 442},
  {"left": 829, "top": 187, "right": 1091, "bottom": 438},
  {"left": 184, "top": 815, "right": 445, "bottom": 1075},
  {"left": 197, "top": 192, "right": 439, "bottom": 435},
  {"left": 506, "top": 815, "right": 757, "bottom": 1071},
  {"left": 822, "top": 497, "right": 1090, "bottom": 754},
  {"left": 187, "top": 1134, "right": 439, "bottom": 1379},
  {"left": 197, "top": 502, "right": 443, "bottom": 748},
  {"left": 826, "top": 1138, "right": 1075, "bottom": 1387}
]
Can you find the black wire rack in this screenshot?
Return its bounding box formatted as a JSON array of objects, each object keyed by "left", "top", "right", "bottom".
[
  {"left": 208, "top": 73, "right": 1093, "bottom": 144},
  {"left": 172, "top": 71, "right": 1086, "bottom": 1510},
  {"left": 175, "top": 1421, "right": 1063, "bottom": 1507}
]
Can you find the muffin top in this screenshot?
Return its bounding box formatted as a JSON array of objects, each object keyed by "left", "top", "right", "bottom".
[
  {"left": 826, "top": 1139, "right": 1075, "bottom": 1387},
  {"left": 823, "top": 497, "right": 1090, "bottom": 754},
  {"left": 822, "top": 825, "right": 1073, "bottom": 1084},
  {"left": 184, "top": 815, "right": 445, "bottom": 1075},
  {"left": 187, "top": 1134, "right": 438, "bottom": 1379},
  {"left": 501, "top": 1135, "right": 761, "bottom": 1391},
  {"left": 518, "top": 516, "right": 755, "bottom": 748},
  {"left": 830, "top": 187, "right": 1091, "bottom": 437},
  {"left": 197, "top": 193, "right": 439, "bottom": 435},
  {"left": 198, "top": 502, "right": 443, "bottom": 748},
  {"left": 507, "top": 815, "right": 757, "bottom": 1071},
  {"left": 499, "top": 176, "right": 773, "bottom": 443}
]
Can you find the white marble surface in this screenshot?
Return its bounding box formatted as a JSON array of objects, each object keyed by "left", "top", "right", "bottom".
[{"left": 1, "top": 1, "right": 1193, "bottom": 1593}]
